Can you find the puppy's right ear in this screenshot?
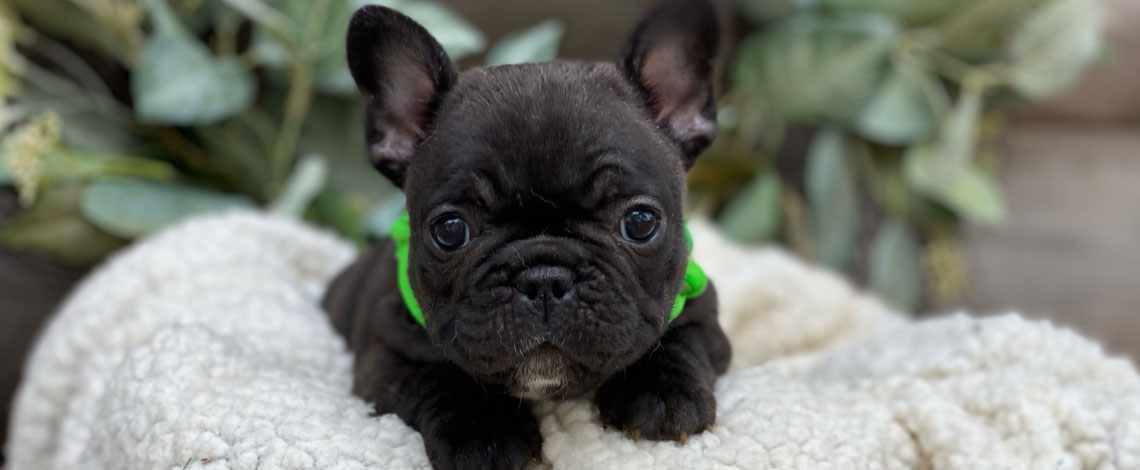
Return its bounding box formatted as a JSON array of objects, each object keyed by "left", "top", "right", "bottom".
[
  {"left": 620, "top": 0, "right": 720, "bottom": 170},
  {"left": 347, "top": 6, "right": 457, "bottom": 188}
]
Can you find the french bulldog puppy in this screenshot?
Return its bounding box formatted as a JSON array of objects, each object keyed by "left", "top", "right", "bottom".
[{"left": 322, "top": 1, "right": 731, "bottom": 468}]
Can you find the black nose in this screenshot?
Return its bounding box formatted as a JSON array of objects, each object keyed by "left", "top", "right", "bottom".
[{"left": 515, "top": 266, "right": 575, "bottom": 303}]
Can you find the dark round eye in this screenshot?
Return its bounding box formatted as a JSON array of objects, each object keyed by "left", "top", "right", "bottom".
[
  {"left": 431, "top": 216, "right": 470, "bottom": 251},
  {"left": 620, "top": 208, "right": 660, "bottom": 243}
]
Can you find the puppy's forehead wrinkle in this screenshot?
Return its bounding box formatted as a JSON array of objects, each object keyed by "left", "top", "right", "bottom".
[
  {"left": 509, "top": 245, "right": 527, "bottom": 270},
  {"left": 413, "top": 61, "right": 682, "bottom": 205},
  {"left": 529, "top": 188, "right": 559, "bottom": 209}
]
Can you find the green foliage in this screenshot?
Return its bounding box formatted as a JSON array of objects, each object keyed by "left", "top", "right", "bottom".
[
  {"left": 0, "top": 0, "right": 556, "bottom": 265},
  {"left": 486, "top": 20, "right": 564, "bottom": 66},
  {"left": 1006, "top": 0, "right": 1104, "bottom": 99},
  {"left": 869, "top": 219, "right": 921, "bottom": 310},
  {"left": 903, "top": 85, "right": 1005, "bottom": 224},
  {"left": 269, "top": 153, "right": 328, "bottom": 217},
  {"left": 733, "top": 15, "right": 897, "bottom": 123},
  {"left": 133, "top": 0, "right": 256, "bottom": 125},
  {"left": 717, "top": 173, "right": 782, "bottom": 244},
  {"left": 377, "top": 0, "right": 486, "bottom": 60},
  {"left": 855, "top": 59, "right": 945, "bottom": 145},
  {"left": 81, "top": 178, "right": 255, "bottom": 238},
  {"left": 0, "top": 0, "right": 1107, "bottom": 314},
  {"left": 0, "top": 183, "right": 128, "bottom": 265},
  {"left": 805, "top": 129, "right": 860, "bottom": 268},
  {"left": 706, "top": 0, "right": 1105, "bottom": 310}
]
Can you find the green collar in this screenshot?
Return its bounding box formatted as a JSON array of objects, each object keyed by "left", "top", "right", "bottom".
[{"left": 391, "top": 212, "right": 708, "bottom": 328}]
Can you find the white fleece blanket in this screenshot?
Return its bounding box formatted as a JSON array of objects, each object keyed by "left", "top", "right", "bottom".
[{"left": 6, "top": 212, "right": 1140, "bottom": 470}]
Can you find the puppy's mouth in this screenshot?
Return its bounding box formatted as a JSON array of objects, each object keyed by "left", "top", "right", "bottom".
[{"left": 509, "top": 343, "right": 570, "bottom": 400}]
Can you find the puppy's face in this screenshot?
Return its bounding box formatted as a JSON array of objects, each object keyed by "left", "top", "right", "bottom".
[
  {"left": 407, "top": 65, "right": 689, "bottom": 398},
  {"left": 346, "top": 1, "right": 719, "bottom": 399}
]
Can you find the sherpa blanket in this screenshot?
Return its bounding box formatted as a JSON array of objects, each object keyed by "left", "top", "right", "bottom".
[{"left": 6, "top": 212, "right": 1140, "bottom": 470}]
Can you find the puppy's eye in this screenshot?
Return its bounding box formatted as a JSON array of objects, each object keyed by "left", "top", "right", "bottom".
[
  {"left": 431, "top": 216, "right": 470, "bottom": 251},
  {"left": 620, "top": 208, "right": 660, "bottom": 243}
]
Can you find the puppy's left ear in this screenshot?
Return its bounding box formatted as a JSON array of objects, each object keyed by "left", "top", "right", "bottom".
[{"left": 620, "top": 0, "right": 720, "bottom": 169}]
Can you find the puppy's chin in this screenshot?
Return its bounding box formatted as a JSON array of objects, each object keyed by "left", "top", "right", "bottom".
[
  {"left": 506, "top": 344, "right": 601, "bottom": 400},
  {"left": 509, "top": 345, "right": 566, "bottom": 399}
]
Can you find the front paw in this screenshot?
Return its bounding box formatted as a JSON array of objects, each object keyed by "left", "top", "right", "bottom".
[
  {"left": 420, "top": 396, "right": 542, "bottom": 470},
  {"left": 596, "top": 374, "right": 716, "bottom": 443}
]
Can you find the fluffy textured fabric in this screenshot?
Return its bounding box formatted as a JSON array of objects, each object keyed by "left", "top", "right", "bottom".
[{"left": 5, "top": 212, "right": 1139, "bottom": 470}]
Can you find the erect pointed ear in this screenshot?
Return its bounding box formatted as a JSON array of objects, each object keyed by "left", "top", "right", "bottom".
[
  {"left": 619, "top": 0, "right": 720, "bottom": 169},
  {"left": 346, "top": 5, "right": 458, "bottom": 188}
]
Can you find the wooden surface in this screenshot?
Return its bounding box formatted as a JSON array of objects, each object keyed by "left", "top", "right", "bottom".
[{"left": 960, "top": 123, "right": 1140, "bottom": 361}]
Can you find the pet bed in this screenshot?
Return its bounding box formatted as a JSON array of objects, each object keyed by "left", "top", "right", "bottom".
[{"left": 6, "top": 212, "right": 1139, "bottom": 469}]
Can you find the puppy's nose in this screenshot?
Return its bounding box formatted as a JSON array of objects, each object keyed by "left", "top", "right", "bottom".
[{"left": 515, "top": 266, "right": 574, "bottom": 302}]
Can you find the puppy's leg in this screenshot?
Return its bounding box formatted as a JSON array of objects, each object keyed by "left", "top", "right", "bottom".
[
  {"left": 363, "top": 349, "right": 543, "bottom": 470},
  {"left": 595, "top": 284, "right": 730, "bottom": 442}
]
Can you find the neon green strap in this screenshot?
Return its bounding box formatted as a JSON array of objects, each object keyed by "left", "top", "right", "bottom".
[
  {"left": 391, "top": 212, "right": 707, "bottom": 328},
  {"left": 390, "top": 212, "right": 425, "bottom": 327}
]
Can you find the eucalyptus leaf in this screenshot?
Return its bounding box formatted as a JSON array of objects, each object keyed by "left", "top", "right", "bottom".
[
  {"left": 385, "top": 0, "right": 486, "bottom": 60},
  {"left": 15, "top": 64, "right": 139, "bottom": 153},
  {"left": 1007, "top": 0, "right": 1104, "bottom": 100},
  {"left": 937, "top": 166, "right": 1004, "bottom": 223},
  {"left": 820, "top": 0, "right": 969, "bottom": 26},
  {"left": 855, "top": 59, "right": 944, "bottom": 145},
  {"left": 717, "top": 173, "right": 783, "bottom": 244},
  {"left": 903, "top": 85, "right": 1004, "bottom": 223},
  {"left": 934, "top": 0, "right": 1042, "bottom": 60},
  {"left": 37, "top": 147, "right": 179, "bottom": 184},
  {"left": 133, "top": 0, "right": 255, "bottom": 125},
  {"left": 246, "top": 0, "right": 357, "bottom": 94},
  {"left": 733, "top": 14, "right": 897, "bottom": 124},
  {"left": 869, "top": 219, "right": 921, "bottom": 311},
  {"left": 485, "top": 20, "right": 564, "bottom": 66},
  {"left": 269, "top": 153, "right": 329, "bottom": 218},
  {"left": 307, "top": 0, "right": 358, "bottom": 94},
  {"left": 904, "top": 83, "right": 981, "bottom": 181},
  {"left": 365, "top": 192, "right": 408, "bottom": 239},
  {"left": 132, "top": 34, "right": 255, "bottom": 125},
  {"left": 735, "top": 0, "right": 817, "bottom": 22},
  {"left": 905, "top": 147, "right": 1004, "bottom": 223},
  {"left": 81, "top": 179, "right": 255, "bottom": 239},
  {"left": 249, "top": 27, "right": 290, "bottom": 68},
  {"left": 806, "top": 128, "right": 860, "bottom": 268},
  {"left": 0, "top": 184, "right": 128, "bottom": 265},
  {"left": 9, "top": 0, "right": 140, "bottom": 65}
]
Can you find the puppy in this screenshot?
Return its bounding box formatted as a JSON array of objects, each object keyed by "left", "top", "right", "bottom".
[{"left": 322, "top": 1, "right": 731, "bottom": 468}]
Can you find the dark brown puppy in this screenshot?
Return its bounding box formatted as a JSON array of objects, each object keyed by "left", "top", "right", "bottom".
[{"left": 322, "top": 1, "right": 731, "bottom": 469}]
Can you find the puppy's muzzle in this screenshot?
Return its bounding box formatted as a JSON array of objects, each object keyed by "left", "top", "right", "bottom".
[{"left": 514, "top": 265, "right": 575, "bottom": 316}]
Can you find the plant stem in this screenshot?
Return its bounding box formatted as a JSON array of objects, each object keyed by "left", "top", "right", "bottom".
[
  {"left": 272, "top": 57, "right": 312, "bottom": 192},
  {"left": 218, "top": 0, "right": 294, "bottom": 40},
  {"left": 213, "top": 7, "right": 241, "bottom": 56},
  {"left": 269, "top": 0, "right": 334, "bottom": 196},
  {"left": 148, "top": 127, "right": 209, "bottom": 172}
]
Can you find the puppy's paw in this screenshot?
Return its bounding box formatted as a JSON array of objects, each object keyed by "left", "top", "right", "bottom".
[
  {"left": 421, "top": 397, "right": 542, "bottom": 470},
  {"left": 596, "top": 375, "right": 716, "bottom": 443}
]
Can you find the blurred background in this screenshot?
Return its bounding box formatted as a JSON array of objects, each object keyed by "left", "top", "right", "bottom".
[{"left": 0, "top": 0, "right": 1137, "bottom": 459}]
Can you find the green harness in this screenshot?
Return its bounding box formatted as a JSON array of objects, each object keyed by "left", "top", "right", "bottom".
[{"left": 391, "top": 211, "right": 708, "bottom": 328}]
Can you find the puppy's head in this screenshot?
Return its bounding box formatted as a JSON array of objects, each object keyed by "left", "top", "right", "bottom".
[{"left": 347, "top": 0, "right": 719, "bottom": 399}]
